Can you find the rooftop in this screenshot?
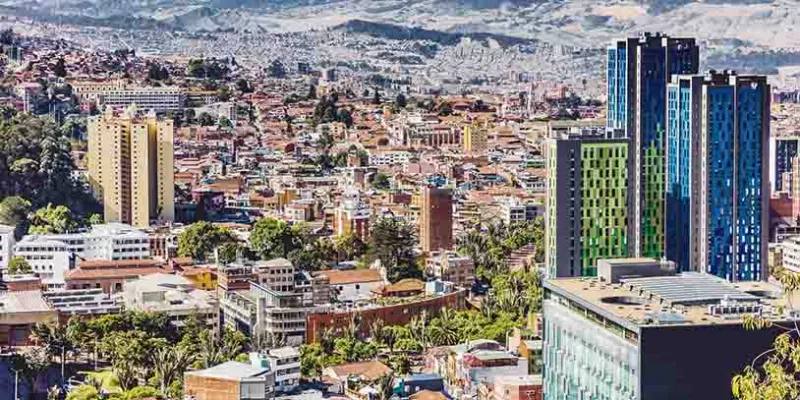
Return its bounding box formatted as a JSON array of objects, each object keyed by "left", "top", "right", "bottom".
[
  {"left": 316, "top": 269, "right": 383, "bottom": 285},
  {"left": 327, "top": 360, "right": 392, "bottom": 382},
  {"left": 545, "top": 272, "right": 787, "bottom": 330},
  {"left": 0, "top": 290, "right": 53, "bottom": 314},
  {"left": 186, "top": 361, "right": 270, "bottom": 380},
  {"left": 493, "top": 375, "right": 543, "bottom": 386}
]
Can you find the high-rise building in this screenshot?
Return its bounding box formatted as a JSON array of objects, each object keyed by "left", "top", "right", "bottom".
[
  {"left": 607, "top": 33, "right": 699, "bottom": 259},
  {"left": 543, "top": 259, "right": 784, "bottom": 400},
  {"left": 88, "top": 108, "right": 174, "bottom": 228},
  {"left": 463, "top": 124, "right": 488, "bottom": 154},
  {"left": 545, "top": 132, "right": 632, "bottom": 278},
  {"left": 665, "top": 71, "right": 770, "bottom": 281},
  {"left": 769, "top": 136, "right": 800, "bottom": 193},
  {"left": 420, "top": 186, "right": 453, "bottom": 253}
]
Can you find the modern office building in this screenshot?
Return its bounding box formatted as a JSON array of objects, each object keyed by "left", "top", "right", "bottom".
[
  {"left": 420, "top": 186, "right": 454, "bottom": 253},
  {"left": 88, "top": 108, "right": 174, "bottom": 228},
  {"left": 665, "top": 71, "right": 770, "bottom": 281},
  {"left": 769, "top": 136, "right": 800, "bottom": 193},
  {"left": 607, "top": 33, "right": 699, "bottom": 259},
  {"left": 543, "top": 259, "right": 786, "bottom": 400},
  {"left": 545, "top": 132, "right": 632, "bottom": 278}
]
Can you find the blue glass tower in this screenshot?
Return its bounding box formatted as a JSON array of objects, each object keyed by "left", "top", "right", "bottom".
[
  {"left": 665, "top": 71, "right": 770, "bottom": 281},
  {"left": 770, "top": 137, "right": 800, "bottom": 193},
  {"left": 607, "top": 33, "right": 699, "bottom": 259}
]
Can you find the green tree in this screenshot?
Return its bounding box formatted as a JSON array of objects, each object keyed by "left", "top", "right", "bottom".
[
  {"left": 9, "top": 348, "right": 49, "bottom": 400},
  {"left": 151, "top": 346, "right": 195, "bottom": 394},
  {"left": 371, "top": 173, "right": 391, "bottom": 190},
  {"left": 29, "top": 204, "right": 80, "bottom": 234},
  {"left": 217, "top": 86, "right": 232, "bottom": 102},
  {"left": 395, "top": 93, "right": 407, "bottom": 108},
  {"left": 198, "top": 112, "right": 215, "bottom": 127},
  {"left": 249, "top": 218, "right": 307, "bottom": 260},
  {"left": 7, "top": 256, "right": 32, "bottom": 274},
  {"left": 0, "top": 196, "right": 31, "bottom": 237},
  {"left": 372, "top": 88, "right": 382, "bottom": 105},
  {"left": 65, "top": 385, "right": 99, "bottom": 400},
  {"left": 334, "top": 233, "right": 367, "bottom": 262},
  {"left": 123, "top": 386, "right": 162, "bottom": 400},
  {"left": 367, "top": 218, "right": 420, "bottom": 283},
  {"left": 53, "top": 57, "right": 67, "bottom": 77},
  {"left": 236, "top": 79, "right": 252, "bottom": 93},
  {"left": 88, "top": 213, "right": 103, "bottom": 225},
  {"left": 177, "top": 221, "right": 237, "bottom": 262},
  {"left": 30, "top": 320, "right": 73, "bottom": 379},
  {"left": 300, "top": 343, "right": 324, "bottom": 379}
]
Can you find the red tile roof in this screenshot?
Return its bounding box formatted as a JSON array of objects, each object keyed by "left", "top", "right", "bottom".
[{"left": 317, "top": 269, "right": 383, "bottom": 285}]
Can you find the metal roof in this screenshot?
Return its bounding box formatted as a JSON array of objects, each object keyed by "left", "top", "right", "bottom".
[{"left": 620, "top": 272, "right": 759, "bottom": 305}]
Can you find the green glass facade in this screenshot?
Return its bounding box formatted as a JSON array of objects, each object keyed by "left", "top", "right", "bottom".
[
  {"left": 546, "top": 136, "right": 631, "bottom": 278},
  {"left": 580, "top": 143, "right": 630, "bottom": 276}
]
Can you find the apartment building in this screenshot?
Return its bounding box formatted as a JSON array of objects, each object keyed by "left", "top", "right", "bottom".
[
  {"left": 463, "top": 124, "right": 489, "bottom": 154},
  {"left": 496, "top": 198, "right": 544, "bottom": 225},
  {"left": 254, "top": 258, "right": 296, "bottom": 294},
  {"left": 74, "top": 80, "right": 186, "bottom": 112},
  {"left": 124, "top": 273, "right": 216, "bottom": 327},
  {"left": 333, "top": 189, "right": 371, "bottom": 242},
  {"left": 424, "top": 251, "right": 475, "bottom": 287},
  {"left": 420, "top": 186, "right": 454, "bottom": 253},
  {"left": 0, "top": 224, "right": 14, "bottom": 270},
  {"left": 88, "top": 108, "right": 174, "bottom": 228},
  {"left": 12, "top": 238, "right": 73, "bottom": 288}
]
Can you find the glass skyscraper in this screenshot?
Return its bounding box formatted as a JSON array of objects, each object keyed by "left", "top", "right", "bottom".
[
  {"left": 665, "top": 71, "right": 770, "bottom": 281},
  {"left": 607, "top": 33, "right": 699, "bottom": 260}
]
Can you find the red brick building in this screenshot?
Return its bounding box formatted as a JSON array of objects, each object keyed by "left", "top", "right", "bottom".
[
  {"left": 305, "top": 289, "right": 467, "bottom": 343},
  {"left": 420, "top": 187, "right": 454, "bottom": 253}
]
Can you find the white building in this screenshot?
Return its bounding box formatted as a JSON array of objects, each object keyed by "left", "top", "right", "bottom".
[
  {"left": 782, "top": 236, "right": 800, "bottom": 273},
  {"left": 368, "top": 151, "right": 411, "bottom": 166},
  {"left": 255, "top": 258, "right": 296, "bottom": 294},
  {"left": 96, "top": 86, "right": 185, "bottom": 112},
  {"left": 315, "top": 269, "right": 385, "bottom": 302},
  {"left": 497, "top": 198, "right": 544, "bottom": 224},
  {"left": 13, "top": 238, "right": 73, "bottom": 288},
  {"left": 266, "top": 347, "right": 301, "bottom": 393},
  {"left": 18, "top": 222, "right": 150, "bottom": 261},
  {"left": 0, "top": 224, "right": 14, "bottom": 270},
  {"left": 123, "top": 273, "right": 216, "bottom": 327}
]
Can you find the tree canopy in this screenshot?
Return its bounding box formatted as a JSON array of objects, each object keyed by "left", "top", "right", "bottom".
[
  {"left": 177, "top": 221, "right": 238, "bottom": 262},
  {"left": 367, "top": 217, "right": 420, "bottom": 283}
]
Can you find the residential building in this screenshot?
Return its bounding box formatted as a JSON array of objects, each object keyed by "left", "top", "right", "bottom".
[
  {"left": 315, "top": 269, "right": 385, "bottom": 302},
  {"left": 65, "top": 259, "right": 171, "bottom": 294},
  {"left": 781, "top": 236, "right": 800, "bottom": 273},
  {"left": 88, "top": 108, "right": 174, "bottom": 228},
  {"left": 607, "top": 33, "right": 699, "bottom": 259},
  {"left": 17, "top": 223, "right": 150, "bottom": 261},
  {"left": 543, "top": 259, "right": 785, "bottom": 399},
  {"left": 123, "top": 273, "right": 216, "bottom": 327},
  {"left": 220, "top": 282, "right": 324, "bottom": 346},
  {"left": 13, "top": 238, "right": 74, "bottom": 289},
  {"left": 368, "top": 151, "right": 411, "bottom": 166},
  {"left": 0, "top": 290, "right": 58, "bottom": 346},
  {"left": 545, "top": 133, "right": 632, "bottom": 278},
  {"left": 496, "top": 198, "right": 543, "bottom": 225},
  {"left": 184, "top": 357, "right": 275, "bottom": 400},
  {"left": 424, "top": 250, "right": 475, "bottom": 287},
  {"left": 426, "top": 340, "right": 528, "bottom": 399},
  {"left": 395, "top": 374, "right": 446, "bottom": 398},
  {"left": 463, "top": 124, "right": 489, "bottom": 154},
  {"left": 73, "top": 82, "right": 186, "bottom": 112},
  {"left": 265, "top": 347, "right": 301, "bottom": 393},
  {"left": 322, "top": 360, "right": 393, "bottom": 397},
  {"left": 483, "top": 375, "right": 543, "bottom": 400},
  {"left": 0, "top": 224, "right": 13, "bottom": 271},
  {"left": 334, "top": 189, "right": 371, "bottom": 242},
  {"left": 254, "top": 258, "right": 296, "bottom": 294},
  {"left": 769, "top": 136, "right": 800, "bottom": 193},
  {"left": 420, "top": 187, "right": 454, "bottom": 253},
  {"left": 665, "top": 71, "right": 770, "bottom": 281}
]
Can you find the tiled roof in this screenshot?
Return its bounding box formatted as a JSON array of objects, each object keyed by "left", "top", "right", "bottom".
[
  {"left": 317, "top": 269, "right": 383, "bottom": 285},
  {"left": 328, "top": 360, "right": 392, "bottom": 382},
  {"left": 66, "top": 266, "right": 172, "bottom": 280}
]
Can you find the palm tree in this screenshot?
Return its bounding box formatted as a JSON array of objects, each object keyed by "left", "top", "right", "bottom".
[
  {"left": 152, "top": 346, "right": 196, "bottom": 394},
  {"left": 428, "top": 309, "right": 460, "bottom": 346},
  {"left": 251, "top": 331, "right": 286, "bottom": 353},
  {"left": 30, "top": 320, "right": 72, "bottom": 379},
  {"left": 374, "top": 372, "right": 396, "bottom": 400},
  {"left": 9, "top": 348, "right": 49, "bottom": 400}
]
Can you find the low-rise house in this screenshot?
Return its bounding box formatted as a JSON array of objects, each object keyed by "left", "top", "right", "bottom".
[
  {"left": 184, "top": 356, "right": 276, "bottom": 400},
  {"left": 65, "top": 259, "right": 171, "bottom": 294},
  {"left": 322, "top": 360, "right": 393, "bottom": 398},
  {"left": 123, "top": 273, "right": 215, "bottom": 327},
  {"left": 479, "top": 375, "right": 542, "bottom": 400},
  {"left": 316, "top": 269, "right": 385, "bottom": 302},
  {"left": 0, "top": 290, "right": 57, "bottom": 346},
  {"left": 424, "top": 251, "right": 475, "bottom": 288}
]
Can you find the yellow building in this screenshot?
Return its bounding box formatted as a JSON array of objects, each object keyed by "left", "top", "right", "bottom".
[
  {"left": 88, "top": 108, "right": 174, "bottom": 228},
  {"left": 463, "top": 124, "right": 488, "bottom": 154}
]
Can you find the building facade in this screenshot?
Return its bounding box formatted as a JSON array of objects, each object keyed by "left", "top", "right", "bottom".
[
  {"left": 420, "top": 187, "right": 454, "bottom": 253},
  {"left": 88, "top": 108, "right": 174, "bottom": 228},
  {"left": 665, "top": 71, "right": 770, "bottom": 281},
  {"left": 769, "top": 136, "right": 800, "bottom": 193},
  {"left": 545, "top": 133, "right": 632, "bottom": 278},
  {"left": 607, "top": 33, "right": 699, "bottom": 260}
]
